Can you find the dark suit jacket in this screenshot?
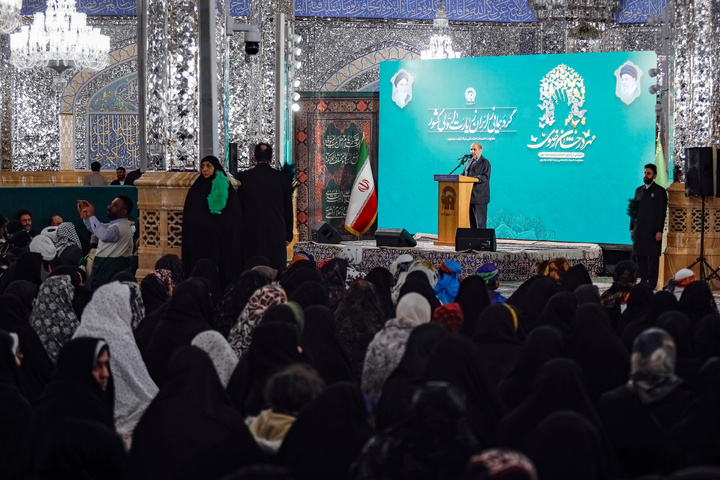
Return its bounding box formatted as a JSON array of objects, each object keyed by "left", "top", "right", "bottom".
[
  {"left": 631, "top": 182, "right": 667, "bottom": 256},
  {"left": 110, "top": 179, "right": 124, "bottom": 185},
  {"left": 464, "top": 155, "right": 490, "bottom": 204},
  {"left": 237, "top": 163, "right": 293, "bottom": 273}
]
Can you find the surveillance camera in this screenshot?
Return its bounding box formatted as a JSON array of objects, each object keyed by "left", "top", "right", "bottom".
[
  {"left": 245, "top": 30, "right": 260, "bottom": 55},
  {"left": 245, "top": 42, "right": 259, "bottom": 55}
]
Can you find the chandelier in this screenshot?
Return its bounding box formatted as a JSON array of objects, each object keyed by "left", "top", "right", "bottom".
[
  {"left": 9, "top": 0, "right": 110, "bottom": 74},
  {"left": 0, "top": 0, "right": 22, "bottom": 34},
  {"left": 420, "top": 0, "right": 461, "bottom": 60}
]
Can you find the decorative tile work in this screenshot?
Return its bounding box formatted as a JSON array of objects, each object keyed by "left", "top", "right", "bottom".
[
  {"left": 293, "top": 95, "right": 378, "bottom": 242},
  {"left": 59, "top": 114, "right": 74, "bottom": 170}
]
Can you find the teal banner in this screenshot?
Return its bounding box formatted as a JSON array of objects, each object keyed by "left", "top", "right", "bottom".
[{"left": 379, "top": 51, "right": 657, "bottom": 245}]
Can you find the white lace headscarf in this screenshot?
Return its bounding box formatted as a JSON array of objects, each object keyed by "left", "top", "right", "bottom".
[
  {"left": 74, "top": 281, "right": 158, "bottom": 435},
  {"left": 191, "top": 330, "right": 239, "bottom": 388}
]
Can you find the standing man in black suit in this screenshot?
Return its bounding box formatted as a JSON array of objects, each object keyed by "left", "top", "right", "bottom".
[
  {"left": 237, "top": 143, "right": 294, "bottom": 275},
  {"left": 463, "top": 143, "right": 491, "bottom": 229},
  {"left": 631, "top": 163, "right": 667, "bottom": 289}
]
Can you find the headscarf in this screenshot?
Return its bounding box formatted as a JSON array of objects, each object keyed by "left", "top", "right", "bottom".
[
  {"left": 189, "top": 258, "right": 223, "bottom": 305},
  {"left": 534, "top": 257, "right": 570, "bottom": 282},
  {"left": 472, "top": 304, "right": 524, "bottom": 389},
  {"left": 289, "top": 280, "right": 330, "bottom": 310},
  {"left": 0, "top": 329, "right": 32, "bottom": 477},
  {"left": 73, "top": 282, "right": 158, "bottom": 435},
  {"left": 227, "top": 322, "right": 305, "bottom": 416},
  {"left": 628, "top": 327, "right": 683, "bottom": 404},
  {"left": 213, "top": 269, "right": 269, "bottom": 338},
  {"left": 570, "top": 303, "right": 629, "bottom": 402},
  {"left": 559, "top": 264, "right": 592, "bottom": 292},
  {"left": 3, "top": 279, "right": 38, "bottom": 311},
  {"left": 466, "top": 449, "right": 538, "bottom": 480},
  {"left": 154, "top": 254, "right": 185, "bottom": 285},
  {"left": 301, "top": 306, "right": 354, "bottom": 385},
  {"left": 140, "top": 270, "right": 172, "bottom": 316},
  {"left": 362, "top": 293, "right": 431, "bottom": 405},
  {"left": 143, "top": 278, "right": 214, "bottom": 386},
  {"left": 126, "top": 346, "right": 264, "bottom": 479},
  {"left": 201, "top": 155, "right": 230, "bottom": 213},
  {"left": 364, "top": 266, "right": 395, "bottom": 318},
  {"left": 0, "top": 251, "right": 43, "bottom": 294},
  {"left": 319, "top": 257, "right": 348, "bottom": 310},
  {"left": 375, "top": 323, "right": 450, "bottom": 430},
  {"left": 456, "top": 275, "right": 491, "bottom": 336},
  {"left": 28, "top": 337, "right": 115, "bottom": 445},
  {"left": 497, "top": 325, "right": 564, "bottom": 411},
  {"left": 54, "top": 222, "right": 82, "bottom": 256},
  {"left": 0, "top": 294, "right": 53, "bottom": 404},
  {"left": 540, "top": 291, "right": 578, "bottom": 342},
  {"left": 398, "top": 271, "right": 441, "bottom": 311},
  {"left": 693, "top": 314, "right": 720, "bottom": 362},
  {"left": 523, "top": 411, "right": 612, "bottom": 480},
  {"left": 621, "top": 289, "right": 679, "bottom": 351},
  {"left": 574, "top": 284, "right": 601, "bottom": 305},
  {"left": 352, "top": 382, "right": 477, "bottom": 480},
  {"left": 425, "top": 335, "right": 505, "bottom": 448},
  {"left": 431, "top": 302, "right": 464, "bottom": 333},
  {"left": 191, "top": 330, "right": 239, "bottom": 388},
  {"left": 508, "top": 275, "right": 558, "bottom": 333},
  {"left": 679, "top": 281, "right": 717, "bottom": 323},
  {"left": 228, "top": 284, "right": 287, "bottom": 358},
  {"left": 334, "top": 279, "right": 386, "bottom": 384},
  {"left": 29, "top": 275, "right": 80, "bottom": 363},
  {"left": 434, "top": 260, "right": 462, "bottom": 305},
  {"left": 498, "top": 358, "right": 605, "bottom": 450},
  {"left": 29, "top": 235, "right": 57, "bottom": 262},
  {"left": 278, "top": 382, "right": 373, "bottom": 480}
]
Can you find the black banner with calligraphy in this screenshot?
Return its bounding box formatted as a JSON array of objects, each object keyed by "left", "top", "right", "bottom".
[{"left": 293, "top": 94, "right": 379, "bottom": 242}]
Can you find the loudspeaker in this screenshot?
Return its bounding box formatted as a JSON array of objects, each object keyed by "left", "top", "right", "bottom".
[
  {"left": 312, "top": 221, "right": 342, "bottom": 244},
  {"left": 375, "top": 228, "right": 417, "bottom": 248},
  {"left": 455, "top": 228, "right": 496, "bottom": 252},
  {"left": 229, "top": 143, "right": 238, "bottom": 176},
  {"left": 685, "top": 147, "right": 717, "bottom": 197}
]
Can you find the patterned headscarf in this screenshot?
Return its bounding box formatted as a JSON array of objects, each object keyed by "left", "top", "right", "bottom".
[
  {"left": 629, "top": 327, "right": 683, "bottom": 404},
  {"left": 54, "top": 222, "right": 82, "bottom": 256},
  {"left": 73, "top": 281, "right": 158, "bottom": 435},
  {"left": 29, "top": 275, "right": 79, "bottom": 363},
  {"left": 149, "top": 269, "right": 175, "bottom": 293},
  {"left": 227, "top": 284, "right": 287, "bottom": 358},
  {"left": 467, "top": 448, "right": 538, "bottom": 479},
  {"left": 191, "top": 330, "right": 239, "bottom": 388},
  {"left": 431, "top": 302, "right": 465, "bottom": 334}
]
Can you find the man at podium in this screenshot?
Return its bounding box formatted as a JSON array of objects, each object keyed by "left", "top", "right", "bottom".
[{"left": 463, "top": 143, "right": 491, "bottom": 229}]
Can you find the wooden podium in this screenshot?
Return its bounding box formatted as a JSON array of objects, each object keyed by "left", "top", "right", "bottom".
[{"left": 434, "top": 174, "right": 478, "bottom": 246}]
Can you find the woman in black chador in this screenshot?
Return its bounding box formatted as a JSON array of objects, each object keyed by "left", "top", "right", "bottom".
[{"left": 182, "top": 155, "right": 243, "bottom": 289}]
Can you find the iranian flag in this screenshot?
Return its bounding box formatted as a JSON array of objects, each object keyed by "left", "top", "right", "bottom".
[{"left": 345, "top": 136, "right": 377, "bottom": 236}]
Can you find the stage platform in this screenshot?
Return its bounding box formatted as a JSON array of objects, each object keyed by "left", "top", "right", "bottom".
[{"left": 293, "top": 235, "right": 604, "bottom": 281}]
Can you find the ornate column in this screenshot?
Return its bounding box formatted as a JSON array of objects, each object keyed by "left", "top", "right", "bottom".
[
  {"left": 228, "top": 0, "right": 294, "bottom": 166},
  {"left": 672, "top": 0, "right": 720, "bottom": 169},
  {"left": 136, "top": 0, "right": 230, "bottom": 279}
]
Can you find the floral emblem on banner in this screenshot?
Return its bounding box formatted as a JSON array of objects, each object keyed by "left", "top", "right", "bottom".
[{"left": 527, "top": 64, "right": 596, "bottom": 162}]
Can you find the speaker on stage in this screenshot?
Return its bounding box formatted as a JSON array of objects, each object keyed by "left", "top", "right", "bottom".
[
  {"left": 312, "top": 221, "right": 342, "bottom": 244},
  {"left": 375, "top": 228, "right": 417, "bottom": 248},
  {"left": 685, "top": 147, "right": 717, "bottom": 197},
  {"left": 229, "top": 143, "right": 238, "bottom": 177},
  {"left": 455, "top": 228, "right": 496, "bottom": 252}
]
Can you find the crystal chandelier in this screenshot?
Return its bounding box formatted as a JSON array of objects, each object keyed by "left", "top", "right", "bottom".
[
  {"left": 420, "top": 0, "right": 461, "bottom": 60},
  {"left": 9, "top": 0, "right": 110, "bottom": 74},
  {"left": 0, "top": 0, "right": 22, "bottom": 34}
]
